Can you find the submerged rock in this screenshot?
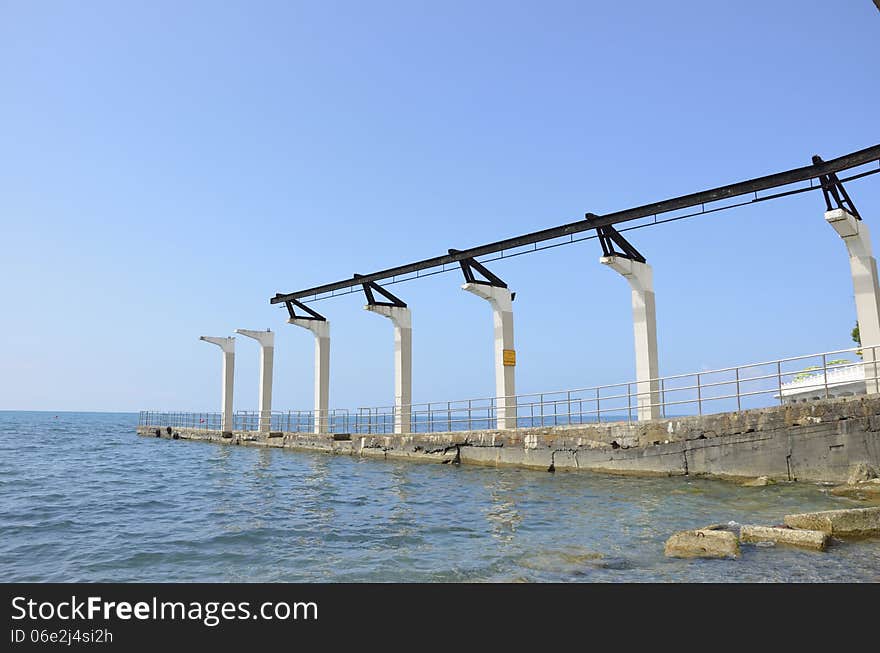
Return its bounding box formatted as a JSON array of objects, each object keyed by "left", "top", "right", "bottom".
[
  {"left": 740, "top": 525, "right": 829, "bottom": 551},
  {"left": 784, "top": 506, "right": 880, "bottom": 536},
  {"left": 664, "top": 529, "right": 740, "bottom": 559},
  {"left": 520, "top": 548, "right": 605, "bottom": 572},
  {"left": 829, "top": 479, "right": 880, "bottom": 502},
  {"left": 741, "top": 476, "right": 776, "bottom": 487},
  {"left": 847, "top": 463, "right": 879, "bottom": 485}
]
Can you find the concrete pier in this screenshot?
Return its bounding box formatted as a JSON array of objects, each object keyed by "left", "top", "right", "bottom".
[
  {"left": 826, "top": 208, "right": 880, "bottom": 394},
  {"left": 199, "top": 336, "right": 235, "bottom": 433},
  {"left": 364, "top": 305, "right": 412, "bottom": 434},
  {"left": 235, "top": 329, "right": 275, "bottom": 432},
  {"left": 462, "top": 282, "right": 516, "bottom": 430},
  {"left": 600, "top": 255, "right": 660, "bottom": 420},
  {"left": 288, "top": 318, "right": 330, "bottom": 434},
  {"left": 138, "top": 393, "right": 880, "bottom": 485}
]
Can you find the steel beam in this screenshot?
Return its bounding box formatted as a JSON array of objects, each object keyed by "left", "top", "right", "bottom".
[{"left": 271, "top": 144, "right": 880, "bottom": 304}]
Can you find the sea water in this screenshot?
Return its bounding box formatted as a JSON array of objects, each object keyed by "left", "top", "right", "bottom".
[{"left": 1, "top": 411, "right": 879, "bottom": 582}]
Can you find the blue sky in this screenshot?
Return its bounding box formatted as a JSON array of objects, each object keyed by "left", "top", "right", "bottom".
[{"left": 1, "top": 1, "right": 878, "bottom": 412}]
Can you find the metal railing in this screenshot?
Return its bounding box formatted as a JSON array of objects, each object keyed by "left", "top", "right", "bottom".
[
  {"left": 138, "top": 345, "right": 879, "bottom": 435},
  {"left": 231, "top": 409, "right": 353, "bottom": 433},
  {"left": 138, "top": 411, "right": 224, "bottom": 431},
  {"left": 137, "top": 410, "right": 354, "bottom": 433}
]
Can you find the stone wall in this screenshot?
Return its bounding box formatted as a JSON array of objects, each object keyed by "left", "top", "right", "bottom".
[{"left": 136, "top": 394, "right": 880, "bottom": 483}]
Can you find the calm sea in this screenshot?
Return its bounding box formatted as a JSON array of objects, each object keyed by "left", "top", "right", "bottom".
[{"left": 1, "top": 411, "right": 878, "bottom": 582}]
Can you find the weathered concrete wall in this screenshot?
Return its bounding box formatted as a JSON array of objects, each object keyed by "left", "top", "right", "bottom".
[{"left": 137, "top": 394, "right": 880, "bottom": 483}]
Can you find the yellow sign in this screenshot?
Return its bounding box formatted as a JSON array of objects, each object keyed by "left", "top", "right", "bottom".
[{"left": 503, "top": 349, "right": 516, "bottom": 367}]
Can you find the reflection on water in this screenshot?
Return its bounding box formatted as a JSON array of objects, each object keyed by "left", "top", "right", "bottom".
[
  {"left": 0, "top": 411, "right": 879, "bottom": 582},
  {"left": 299, "top": 454, "right": 336, "bottom": 547},
  {"left": 484, "top": 474, "right": 523, "bottom": 545}
]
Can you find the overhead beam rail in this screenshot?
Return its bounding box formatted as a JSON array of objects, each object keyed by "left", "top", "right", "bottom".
[{"left": 271, "top": 144, "right": 880, "bottom": 305}]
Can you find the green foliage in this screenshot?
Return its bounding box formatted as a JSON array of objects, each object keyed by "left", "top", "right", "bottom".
[
  {"left": 852, "top": 321, "right": 863, "bottom": 359},
  {"left": 792, "top": 360, "right": 854, "bottom": 382},
  {"left": 793, "top": 366, "right": 820, "bottom": 382}
]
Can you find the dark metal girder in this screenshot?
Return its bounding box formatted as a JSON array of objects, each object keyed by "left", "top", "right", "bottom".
[
  {"left": 813, "top": 155, "right": 861, "bottom": 219},
  {"left": 596, "top": 225, "right": 646, "bottom": 264},
  {"left": 450, "top": 250, "right": 508, "bottom": 288},
  {"left": 356, "top": 274, "right": 407, "bottom": 308},
  {"left": 271, "top": 143, "right": 880, "bottom": 304},
  {"left": 285, "top": 299, "right": 326, "bottom": 321}
]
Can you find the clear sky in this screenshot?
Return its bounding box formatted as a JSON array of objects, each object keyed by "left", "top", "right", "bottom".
[{"left": 1, "top": 1, "right": 878, "bottom": 412}]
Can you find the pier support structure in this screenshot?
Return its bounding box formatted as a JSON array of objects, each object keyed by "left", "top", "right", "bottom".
[
  {"left": 826, "top": 209, "right": 880, "bottom": 394},
  {"left": 359, "top": 277, "right": 412, "bottom": 434},
  {"left": 597, "top": 226, "right": 660, "bottom": 420},
  {"left": 816, "top": 155, "right": 880, "bottom": 395},
  {"left": 285, "top": 300, "right": 330, "bottom": 434},
  {"left": 234, "top": 329, "right": 275, "bottom": 432},
  {"left": 454, "top": 254, "right": 517, "bottom": 430},
  {"left": 199, "top": 336, "right": 235, "bottom": 433}
]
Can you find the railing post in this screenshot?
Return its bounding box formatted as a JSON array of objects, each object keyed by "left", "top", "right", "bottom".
[
  {"left": 540, "top": 393, "right": 544, "bottom": 427},
  {"left": 696, "top": 373, "right": 702, "bottom": 416},
  {"left": 865, "top": 345, "right": 877, "bottom": 390},
  {"left": 735, "top": 368, "right": 741, "bottom": 412},
  {"left": 627, "top": 384, "right": 633, "bottom": 423},
  {"left": 661, "top": 378, "right": 666, "bottom": 418},
  {"left": 777, "top": 362, "right": 783, "bottom": 405},
  {"left": 823, "top": 353, "right": 830, "bottom": 399}
]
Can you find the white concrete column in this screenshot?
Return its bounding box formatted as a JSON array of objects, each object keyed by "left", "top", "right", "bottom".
[
  {"left": 234, "top": 329, "right": 275, "bottom": 432},
  {"left": 600, "top": 255, "right": 660, "bottom": 420},
  {"left": 199, "top": 336, "right": 235, "bottom": 433},
  {"left": 826, "top": 208, "right": 880, "bottom": 394},
  {"left": 364, "top": 305, "right": 412, "bottom": 434},
  {"left": 461, "top": 283, "right": 517, "bottom": 429},
  {"left": 288, "top": 318, "right": 331, "bottom": 433}
]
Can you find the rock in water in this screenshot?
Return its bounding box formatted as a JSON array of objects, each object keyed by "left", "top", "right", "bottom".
[
  {"left": 740, "top": 525, "right": 829, "bottom": 551},
  {"left": 664, "top": 529, "right": 740, "bottom": 559},
  {"left": 783, "top": 506, "right": 880, "bottom": 536},
  {"left": 829, "top": 480, "right": 880, "bottom": 502},
  {"left": 847, "top": 463, "right": 879, "bottom": 485}
]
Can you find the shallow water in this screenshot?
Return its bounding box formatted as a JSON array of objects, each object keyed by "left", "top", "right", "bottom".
[{"left": 1, "top": 411, "right": 878, "bottom": 582}]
